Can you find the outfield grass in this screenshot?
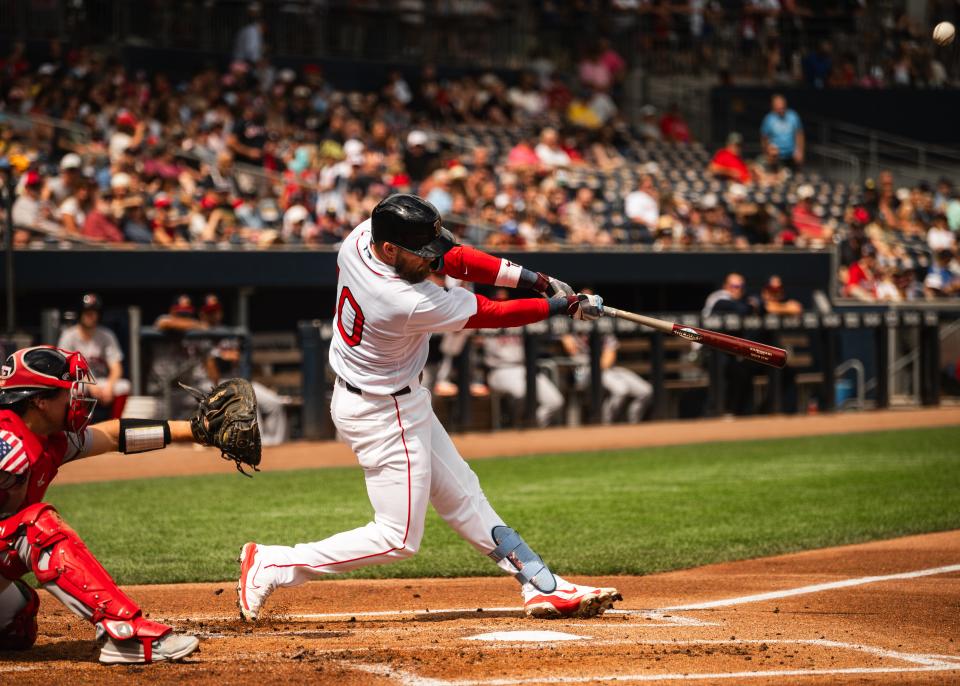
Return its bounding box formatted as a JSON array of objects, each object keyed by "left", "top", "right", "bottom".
[{"left": 44, "top": 426, "right": 960, "bottom": 585}]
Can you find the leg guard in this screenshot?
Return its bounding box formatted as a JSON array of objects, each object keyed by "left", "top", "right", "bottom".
[
  {"left": 19, "top": 504, "right": 172, "bottom": 662},
  {"left": 0, "top": 580, "right": 39, "bottom": 650},
  {"left": 488, "top": 526, "right": 557, "bottom": 593}
]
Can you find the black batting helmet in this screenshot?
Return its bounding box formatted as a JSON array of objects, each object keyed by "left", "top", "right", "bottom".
[{"left": 371, "top": 194, "right": 456, "bottom": 261}]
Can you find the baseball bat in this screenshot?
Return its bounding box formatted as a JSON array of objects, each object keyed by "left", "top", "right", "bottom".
[{"left": 603, "top": 306, "right": 787, "bottom": 369}]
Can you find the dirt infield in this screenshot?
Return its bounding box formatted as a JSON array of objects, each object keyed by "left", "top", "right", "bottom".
[
  {"left": 57, "top": 406, "right": 960, "bottom": 484},
  {"left": 4, "top": 531, "right": 959, "bottom": 684}
]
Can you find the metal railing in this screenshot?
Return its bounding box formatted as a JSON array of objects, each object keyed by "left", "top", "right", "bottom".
[{"left": 805, "top": 116, "right": 960, "bottom": 183}]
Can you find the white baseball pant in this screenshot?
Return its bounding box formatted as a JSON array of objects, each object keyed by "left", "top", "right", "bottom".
[
  {"left": 601, "top": 367, "right": 653, "bottom": 423},
  {"left": 487, "top": 367, "right": 564, "bottom": 428},
  {"left": 255, "top": 381, "right": 516, "bottom": 586}
]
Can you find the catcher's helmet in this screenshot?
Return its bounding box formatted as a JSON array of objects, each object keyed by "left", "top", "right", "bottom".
[
  {"left": 371, "top": 194, "right": 456, "bottom": 261},
  {"left": 0, "top": 346, "right": 97, "bottom": 433}
]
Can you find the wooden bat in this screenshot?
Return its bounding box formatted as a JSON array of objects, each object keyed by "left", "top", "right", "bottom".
[{"left": 603, "top": 306, "right": 787, "bottom": 369}]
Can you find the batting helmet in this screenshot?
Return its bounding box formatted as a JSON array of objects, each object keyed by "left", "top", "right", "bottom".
[
  {"left": 0, "top": 346, "right": 97, "bottom": 433},
  {"left": 371, "top": 194, "right": 456, "bottom": 261}
]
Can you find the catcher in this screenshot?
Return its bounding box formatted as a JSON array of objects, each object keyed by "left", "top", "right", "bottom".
[{"left": 0, "top": 345, "right": 260, "bottom": 664}]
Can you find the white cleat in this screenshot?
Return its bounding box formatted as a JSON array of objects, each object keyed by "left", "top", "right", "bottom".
[
  {"left": 237, "top": 542, "right": 276, "bottom": 622},
  {"left": 523, "top": 581, "right": 622, "bottom": 619},
  {"left": 98, "top": 632, "right": 199, "bottom": 664}
]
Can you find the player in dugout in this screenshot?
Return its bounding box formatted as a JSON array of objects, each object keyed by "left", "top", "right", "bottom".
[
  {"left": 0, "top": 345, "right": 250, "bottom": 664},
  {"left": 238, "top": 193, "right": 622, "bottom": 622}
]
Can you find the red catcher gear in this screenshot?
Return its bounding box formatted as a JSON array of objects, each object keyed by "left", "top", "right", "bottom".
[
  {"left": 17, "top": 503, "right": 172, "bottom": 661},
  {"left": 0, "top": 580, "right": 39, "bottom": 649},
  {"left": 0, "top": 410, "right": 71, "bottom": 516},
  {"left": 0, "top": 346, "right": 97, "bottom": 434}
]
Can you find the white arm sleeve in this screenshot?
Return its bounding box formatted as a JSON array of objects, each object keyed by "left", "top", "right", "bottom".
[{"left": 406, "top": 284, "right": 479, "bottom": 335}]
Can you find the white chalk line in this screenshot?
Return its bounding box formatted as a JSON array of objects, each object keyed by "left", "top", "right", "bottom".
[
  {"left": 660, "top": 562, "right": 960, "bottom": 611},
  {"left": 350, "top": 639, "right": 960, "bottom": 686}
]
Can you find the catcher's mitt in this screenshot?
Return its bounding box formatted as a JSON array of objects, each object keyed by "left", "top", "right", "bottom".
[{"left": 180, "top": 379, "right": 261, "bottom": 476}]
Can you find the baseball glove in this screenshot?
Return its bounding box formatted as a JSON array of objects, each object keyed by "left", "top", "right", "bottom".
[{"left": 179, "top": 379, "right": 261, "bottom": 476}]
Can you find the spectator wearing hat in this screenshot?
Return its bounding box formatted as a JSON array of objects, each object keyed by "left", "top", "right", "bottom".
[
  {"left": 109, "top": 172, "right": 151, "bottom": 243},
  {"left": 761, "top": 275, "right": 802, "bottom": 315},
  {"left": 109, "top": 110, "right": 144, "bottom": 163},
  {"left": 12, "top": 170, "right": 54, "bottom": 243},
  {"left": 790, "top": 184, "right": 830, "bottom": 245},
  {"left": 760, "top": 94, "right": 804, "bottom": 167},
  {"left": 709, "top": 133, "right": 751, "bottom": 184},
  {"left": 281, "top": 204, "right": 317, "bottom": 244},
  {"left": 703, "top": 273, "right": 763, "bottom": 416},
  {"left": 403, "top": 129, "right": 438, "bottom": 185},
  {"left": 151, "top": 295, "right": 213, "bottom": 418},
  {"left": 44, "top": 153, "right": 84, "bottom": 204},
  {"left": 151, "top": 193, "right": 189, "bottom": 246},
  {"left": 57, "top": 293, "right": 130, "bottom": 419}
]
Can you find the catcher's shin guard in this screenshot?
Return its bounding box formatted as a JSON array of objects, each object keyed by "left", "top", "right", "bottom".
[
  {"left": 18, "top": 503, "right": 172, "bottom": 661},
  {"left": 0, "top": 580, "right": 39, "bottom": 650}
]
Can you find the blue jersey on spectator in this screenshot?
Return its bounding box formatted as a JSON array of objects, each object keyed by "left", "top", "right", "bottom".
[{"left": 761, "top": 110, "right": 803, "bottom": 158}]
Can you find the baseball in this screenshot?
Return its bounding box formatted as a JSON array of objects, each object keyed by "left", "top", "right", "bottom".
[{"left": 933, "top": 21, "right": 955, "bottom": 46}]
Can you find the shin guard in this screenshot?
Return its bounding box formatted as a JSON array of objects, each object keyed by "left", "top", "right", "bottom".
[
  {"left": 488, "top": 525, "right": 557, "bottom": 593},
  {"left": 19, "top": 504, "right": 171, "bottom": 661}
]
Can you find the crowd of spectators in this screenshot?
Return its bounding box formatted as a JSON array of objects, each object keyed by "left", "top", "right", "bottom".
[{"left": 0, "top": 38, "right": 957, "bottom": 300}]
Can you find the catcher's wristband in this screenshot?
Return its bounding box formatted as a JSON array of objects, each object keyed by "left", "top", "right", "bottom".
[{"left": 118, "top": 419, "right": 171, "bottom": 454}]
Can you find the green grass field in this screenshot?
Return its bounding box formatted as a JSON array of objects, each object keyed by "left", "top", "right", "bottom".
[{"left": 45, "top": 426, "right": 960, "bottom": 585}]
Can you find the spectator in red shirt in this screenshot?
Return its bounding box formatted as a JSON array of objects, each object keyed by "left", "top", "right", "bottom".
[
  {"left": 708, "top": 133, "right": 751, "bottom": 184},
  {"left": 659, "top": 103, "right": 692, "bottom": 143},
  {"left": 845, "top": 244, "right": 879, "bottom": 301},
  {"left": 81, "top": 189, "right": 125, "bottom": 243},
  {"left": 790, "top": 184, "right": 831, "bottom": 245}
]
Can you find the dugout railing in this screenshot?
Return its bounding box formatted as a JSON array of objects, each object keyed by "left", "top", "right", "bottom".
[{"left": 297, "top": 310, "right": 946, "bottom": 439}]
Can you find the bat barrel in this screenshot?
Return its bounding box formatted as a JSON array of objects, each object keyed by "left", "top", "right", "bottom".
[{"left": 674, "top": 325, "right": 787, "bottom": 369}]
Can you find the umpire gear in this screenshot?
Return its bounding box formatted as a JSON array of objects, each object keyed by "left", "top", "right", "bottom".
[{"left": 371, "top": 194, "right": 456, "bottom": 261}]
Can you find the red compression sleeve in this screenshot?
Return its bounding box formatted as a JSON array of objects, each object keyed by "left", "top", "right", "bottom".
[
  {"left": 441, "top": 245, "right": 522, "bottom": 286},
  {"left": 464, "top": 294, "right": 550, "bottom": 329}
]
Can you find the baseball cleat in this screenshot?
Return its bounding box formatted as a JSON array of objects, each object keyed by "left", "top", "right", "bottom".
[
  {"left": 99, "top": 632, "right": 199, "bottom": 664},
  {"left": 523, "top": 581, "right": 622, "bottom": 619},
  {"left": 237, "top": 541, "right": 275, "bottom": 622}
]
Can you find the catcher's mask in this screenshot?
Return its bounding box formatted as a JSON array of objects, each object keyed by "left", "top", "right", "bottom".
[{"left": 0, "top": 346, "right": 98, "bottom": 434}]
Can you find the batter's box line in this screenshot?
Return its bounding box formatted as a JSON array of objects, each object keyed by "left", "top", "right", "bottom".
[{"left": 348, "top": 639, "right": 960, "bottom": 685}]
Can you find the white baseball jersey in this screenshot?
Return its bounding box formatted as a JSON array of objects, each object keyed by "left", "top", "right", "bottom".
[{"left": 329, "top": 220, "right": 478, "bottom": 394}]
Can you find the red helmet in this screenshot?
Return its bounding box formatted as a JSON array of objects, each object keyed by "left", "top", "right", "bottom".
[{"left": 0, "top": 346, "right": 98, "bottom": 433}]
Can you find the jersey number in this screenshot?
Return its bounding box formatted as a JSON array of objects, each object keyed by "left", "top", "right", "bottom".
[{"left": 337, "top": 287, "right": 365, "bottom": 347}]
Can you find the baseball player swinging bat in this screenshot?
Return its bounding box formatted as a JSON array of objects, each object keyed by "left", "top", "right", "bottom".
[{"left": 603, "top": 306, "right": 787, "bottom": 369}]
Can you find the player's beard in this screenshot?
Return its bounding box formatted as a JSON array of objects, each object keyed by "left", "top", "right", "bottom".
[{"left": 395, "top": 252, "right": 432, "bottom": 284}]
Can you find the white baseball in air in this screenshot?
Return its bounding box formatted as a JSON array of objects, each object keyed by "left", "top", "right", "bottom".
[{"left": 933, "top": 21, "right": 955, "bottom": 46}]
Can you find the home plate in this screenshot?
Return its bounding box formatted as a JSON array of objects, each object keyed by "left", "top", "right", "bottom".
[{"left": 464, "top": 630, "right": 589, "bottom": 642}]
